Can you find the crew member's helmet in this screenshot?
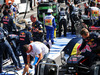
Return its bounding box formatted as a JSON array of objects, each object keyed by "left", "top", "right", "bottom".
[
  {"left": 13, "top": 2, "right": 17, "bottom": 6},
  {"left": 47, "top": 9, "right": 53, "bottom": 13},
  {"left": 60, "top": 8, "right": 64, "bottom": 11},
  {"left": 8, "top": 1, "right": 12, "bottom": 4}
]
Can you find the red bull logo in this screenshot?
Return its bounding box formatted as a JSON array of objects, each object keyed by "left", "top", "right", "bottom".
[{"left": 77, "top": 44, "right": 91, "bottom": 53}]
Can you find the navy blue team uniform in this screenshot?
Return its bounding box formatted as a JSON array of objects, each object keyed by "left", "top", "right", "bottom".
[
  {"left": 79, "top": 32, "right": 100, "bottom": 53},
  {"left": 79, "top": 32, "right": 100, "bottom": 65},
  {"left": 0, "top": 27, "right": 19, "bottom": 73},
  {"left": 1, "top": 11, "right": 17, "bottom": 34},
  {"left": 32, "top": 20, "right": 43, "bottom": 42},
  {"left": 19, "top": 29, "right": 33, "bottom": 64},
  {"left": 7, "top": 34, "right": 22, "bottom": 68}
]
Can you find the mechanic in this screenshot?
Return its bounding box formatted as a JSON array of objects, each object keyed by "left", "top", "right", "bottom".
[
  {"left": 1, "top": 10, "right": 17, "bottom": 34},
  {"left": 30, "top": 14, "right": 44, "bottom": 42},
  {"left": 0, "top": 27, "right": 20, "bottom": 73},
  {"left": 8, "top": 0, "right": 14, "bottom": 11},
  {"left": 8, "top": 0, "right": 14, "bottom": 17},
  {"left": 88, "top": 1, "right": 99, "bottom": 25},
  {"left": 3, "top": 5, "right": 9, "bottom": 14},
  {"left": 67, "top": 2, "right": 76, "bottom": 34},
  {"left": 7, "top": 33, "right": 22, "bottom": 69},
  {"left": 29, "top": 0, "right": 33, "bottom": 10},
  {"left": 84, "top": 3, "right": 90, "bottom": 16},
  {"left": 18, "top": 25, "right": 33, "bottom": 75},
  {"left": 59, "top": 8, "right": 67, "bottom": 37},
  {"left": 97, "top": 2, "right": 100, "bottom": 9},
  {"left": 77, "top": 28, "right": 100, "bottom": 54},
  {"left": 77, "top": 28, "right": 100, "bottom": 64},
  {"left": 22, "top": 41, "right": 49, "bottom": 75},
  {"left": 44, "top": 9, "right": 56, "bottom": 44},
  {"left": 83, "top": 3, "right": 91, "bottom": 26}
]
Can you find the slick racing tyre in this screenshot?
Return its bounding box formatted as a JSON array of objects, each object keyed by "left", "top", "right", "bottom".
[
  {"left": 90, "top": 64, "right": 100, "bottom": 75},
  {"left": 44, "top": 58, "right": 57, "bottom": 75}
]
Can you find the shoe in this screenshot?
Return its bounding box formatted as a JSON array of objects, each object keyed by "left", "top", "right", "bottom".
[
  {"left": 15, "top": 66, "right": 21, "bottom": 71},
  {"left": 29, "top": 64, "right": 33, "bottom": 69},
  {"left": 27, "top": 72, "right": 32, "bottom": 75},
  {"left": 51, "top": 42, "right": 54, "bottom": 44},
  {"left": 19, "top": 66, "right": 23, "bottom": 69},
  {"left": 31, "top": 8, "right": 33, "bottom": 10},
  {"left": 11, "top": 63, "right": 14, "bottom": 65}
]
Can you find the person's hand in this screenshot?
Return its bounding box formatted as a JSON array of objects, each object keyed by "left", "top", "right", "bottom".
[
  {"left": 34, "top": 28, "right": 38, "bottom": 32},
  {"left": 54, "top": 28, "right": 56, "bottom": 31},
  {"left": 35, "top": 63, "right": 38, "bottom": 68},
  {"left": 27, "top": 63, "right": 30, "bottom": 67},
  {"left": 76, "top": 50, "right": 81, "bottom": 55},
  {"left": 33, "top": 28, "right": 38, "bottom": 32},
  {"left": 88, "top": 16, "right": 90, "bottom": 18},
  {"left": 16, "top": 29, "right": 18, "bottom": 32}
]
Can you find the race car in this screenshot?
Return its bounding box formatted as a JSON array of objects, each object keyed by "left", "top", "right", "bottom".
[
  {"left": 61, "top": 37, "right": 100, "bottom": 75},
  {"left": 38, "top": 37, "right": 100, "bottom": 75}
]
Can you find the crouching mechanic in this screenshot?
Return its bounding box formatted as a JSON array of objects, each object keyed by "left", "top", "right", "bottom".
[
  {"left": 77, "top": 28, "right": 100, "bottom": 65},
  {"left": 0, "top": 27, "right": 20, "bottom": 73},
  {"left": 22, "top": 42, "right": 49, "bottom": 75}
]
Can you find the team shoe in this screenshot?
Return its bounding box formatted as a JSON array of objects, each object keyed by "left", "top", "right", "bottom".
[
  {"left": 52, "top": 42, "right": 55, "bottom": 44},
  {"left": 19, "top": 66, "right": 23, "bottom": 69},
  {"left": 29, "top": 64, "right": 33, "bottom": 69},
  {"left": 15, "top": 66, "right": 21, "bottom": 71},
  {"left": 27, "top": 72, "right": 32, "bottom": 75}
]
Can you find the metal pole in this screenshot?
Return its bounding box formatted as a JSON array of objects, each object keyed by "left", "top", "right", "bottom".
[
  {"left": 23, "top": 0, "right": 28, "bottom": 19},
  {"left": 43, "top": 13, "right": 45, "bottom": 33}
]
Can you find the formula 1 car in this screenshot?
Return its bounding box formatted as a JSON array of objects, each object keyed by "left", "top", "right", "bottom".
[
  {"left": 38, "top": 37, "right": 100, "bottom": 75},
  {"left": 61, "top": 38, "right": 100, "bottom": 75}
]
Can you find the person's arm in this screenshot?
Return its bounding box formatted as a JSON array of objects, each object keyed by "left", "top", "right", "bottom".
[
  {"left": 35, "top": 53, "right": 43, "bottom": 67},
  {"left": 23, "top": 55, "right": 30, "bottom": 75},
  {"left": 13, "top": 8, "right": 17, "bottom": 18},
  {"left": 52, "top": 18, "right": 56, "bottom": 30},
  {"left": 23, "top": 64, "right": 29, "bottom": 75},
  {"left": 10, "top": 18, "right": 17, "bottom": 31},
  {"left": 27, "top": 55, "right": 30, "bottom": 65},
  {"left": 1, "top": 27, "right": 8, "bottom": 36},
  {"left": 88, "top": 8, "right": 91, "bottom": 18},
  {"left": 38, "top": 22, "right": 43, "bottom": 33},
  {"left": 79, "top": 39, "right": 87, "bottom": 51},
  {"left": 28, "top": 32, "right": 33, "bottom": 43},
  {"left": 76, "top": 50, "right": 81, "bottom": 55}
]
